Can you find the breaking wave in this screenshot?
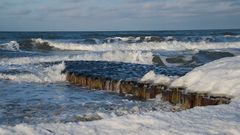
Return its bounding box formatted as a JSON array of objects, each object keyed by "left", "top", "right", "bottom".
[
  {"left": 30, "top": 38, "right": 240, "bottom": 52},
  {"left": 2, "top": 38, "right": 240, "bottom": 53},
  {"left": 0, "top": 51, "right": 153, "bottom": 83},
  {"left": 0, "top": 51, "right": 153, "bottom": 65},
  {"left": 0, "top": 41, "right": 20, "bottom": 51},
  {"left": 0, "top": 62, "right": 66, "bottom": 83}
]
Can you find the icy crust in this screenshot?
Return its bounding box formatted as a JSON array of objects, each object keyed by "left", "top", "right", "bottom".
[
  {"left": 0, "top": 101, "right": 239, "bottom": 135},
  {"left": 171, "top": 56, "right": 240, "bottom": 98}
]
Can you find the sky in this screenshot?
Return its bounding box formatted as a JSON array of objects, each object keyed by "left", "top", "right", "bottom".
[{"left": 0, "top": 0, "right": 240, "bottom": 31}]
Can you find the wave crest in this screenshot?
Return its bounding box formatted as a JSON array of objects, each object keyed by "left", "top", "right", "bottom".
[
  {"left": 45, "top": 40, "right": 240, "bottom": 52},
  {"left": 0, "top": 62, "right": 66, "bottom": 83},
  {"left": 0, "top": 41, "right": 20, "bottom": 51}
]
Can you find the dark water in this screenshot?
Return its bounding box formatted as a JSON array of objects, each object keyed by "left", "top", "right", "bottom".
[
  {"left": 1, "top": 29, "right": 240, "bottom": 44},
  {"left": 0, "top": 29, "right": 240, "bottom": 125}
]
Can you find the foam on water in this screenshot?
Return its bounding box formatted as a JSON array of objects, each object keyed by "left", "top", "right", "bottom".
[
  {"left": 41, "top": 39, "right": 240, "bottom": 52},
  {"left": 0, "top": 50, "right": 153, "bottom": 83},
  {"left": 0, "top": 62, "right": 66, "bottom": 83},
  {"left": 0, "top": 41, "right": 20, "bottom": 51},
  {"left": 2, "top": 39, "right": 240, "bottom": 56},
  {"left": 0, "top": 51, "right": 153, "bottom": 66}
]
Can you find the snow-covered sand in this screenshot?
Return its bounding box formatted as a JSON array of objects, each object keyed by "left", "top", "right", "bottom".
[
  {"left": 142, "top": 55, "right": 240, "bottom": 99},
  {"left": 0, "top": 101, "right": 239, "bottom": 135},
  {"left": 171, "top": 55, "right": 240, "bottom": 99}
]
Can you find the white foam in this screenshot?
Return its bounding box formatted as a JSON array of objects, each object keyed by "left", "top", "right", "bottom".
[
  {"left": 0, "top": 62, "right": 66, "bottom": 83},
  {"left": 171, "top": 55, "right": 240, "bottom": 99},
  {"left": 0, "top": 101, "right": 239, "bottom": 135},
  {"left": 140, "top": 70, "right": 177, "bottom": 85},
  {"left": 106, "top": 37, "right": 141, "bottom": 43},
  {"left": 164, "top": 36, "right": 175, "bottom": 41},
  {"left": 0, "top": 51, "right": 152, "bottom": 83},
  {"left": 31, "top": 38, "right": 46, "bottom": 44},
  {"left": 0, "top": 41, "right": 20, "bottom": 51},
  {"left": 224, "top": 35, "right": 240, "bottom": 38},
  {"left": 43, "top": 39, "right": 240, "bottom": 52},
  {"left": 0, "top": 51, "right": 153, "bottom": 65}
]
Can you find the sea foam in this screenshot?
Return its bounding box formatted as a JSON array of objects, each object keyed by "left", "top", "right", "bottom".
[
  {"left": 41, "top": 39, "right": 240, "bottom": 52},
  {"left": 0, "top": 41, "right": 20, "bottom": 51},
  {"left": 0, "top": 62, "right": 66, "bottom": 83}
]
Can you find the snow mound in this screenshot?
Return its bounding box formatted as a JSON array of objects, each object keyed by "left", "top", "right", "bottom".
[{"left": 171, "top": 56, "right": 240, "bottom": 99}]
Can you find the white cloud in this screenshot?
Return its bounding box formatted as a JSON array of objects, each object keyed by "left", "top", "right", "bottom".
[{"left": 0, "top": 0, "right": 239, "bottom": 30}]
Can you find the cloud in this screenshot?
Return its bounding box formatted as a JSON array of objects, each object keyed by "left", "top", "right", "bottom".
[
  {"left": 137, "top": 0, "right": 240, "bottom": 18},
  {"left": 60, "top": 0, "right": 86, "bottom": 3},
  {"left": 0, "top": 0, "right": 239, "bottom": 31}
]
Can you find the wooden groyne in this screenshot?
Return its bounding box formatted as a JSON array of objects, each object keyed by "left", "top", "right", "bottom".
[{"left": 64, "top": 61, "right": 231, "bottom": 109}]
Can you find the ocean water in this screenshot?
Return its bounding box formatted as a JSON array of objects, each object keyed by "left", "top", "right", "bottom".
[{"left": 0, "top": 30, "right": 240, "bottom": 126}]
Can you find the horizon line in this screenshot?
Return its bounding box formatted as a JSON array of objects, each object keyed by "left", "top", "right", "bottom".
[{"left": 0, "top": 28, "right": 240, "bottom": 32}]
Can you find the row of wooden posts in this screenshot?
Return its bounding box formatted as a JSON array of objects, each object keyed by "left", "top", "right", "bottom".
[{"left": 66, "top": 72, "right": 231, "bottom": 109}]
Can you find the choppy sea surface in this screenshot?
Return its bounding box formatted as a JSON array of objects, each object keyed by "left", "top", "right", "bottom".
[{"left": 0, "top": 30, "right": 240, "bottom": 125}]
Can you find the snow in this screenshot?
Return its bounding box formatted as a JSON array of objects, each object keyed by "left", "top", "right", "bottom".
[
  {"left": 171, "top": 55, "right": 240, "bottom": 99},
  {"left": 140, "top": 55, "right": 240, "bottom": 99},
  {"left": 0, "top": 101, "right": 239, "bottom": 135},
  {"left": 140, "top": 70, "right": 177, "bottom": 85}
]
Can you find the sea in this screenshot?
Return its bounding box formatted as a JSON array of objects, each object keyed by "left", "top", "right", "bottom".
[{"left": 0, "top": 29, "right": 240, "bottom": 126}]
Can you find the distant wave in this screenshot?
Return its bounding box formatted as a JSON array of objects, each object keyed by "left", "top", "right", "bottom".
[
  {"left": 59, "top": 35, "right": 240, "bottom": 43},
  {"left": 0, "top": 50, "right": 153, "bottom": 65},
  {"left": 2, "top": 38, "right": 240, "bottom": 56},
  {"left": 224, "top": 35, "right": 240, "bottom": 38},
  {"left": 104, "top": 36, "right": 166, "bottom": 43},
  {"left": 44, "top": 39, "right": 240, "bottom": 52},
  {"left": 0, "top": 39, "right": 53, "bottom": 51},
  {"left": 18, "top": 38, "right": 55, "bottom": 51}
]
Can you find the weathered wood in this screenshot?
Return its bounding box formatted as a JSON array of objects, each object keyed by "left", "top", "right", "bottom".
[{"left": 66, "top": 72, "right": 231, "bottom": 109}]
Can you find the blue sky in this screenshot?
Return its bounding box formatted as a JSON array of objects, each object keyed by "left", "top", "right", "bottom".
[{"left": 0, "top": 0, "right": 240, "bottom": 31}]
